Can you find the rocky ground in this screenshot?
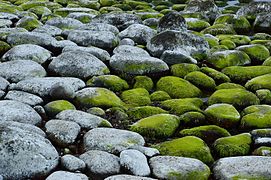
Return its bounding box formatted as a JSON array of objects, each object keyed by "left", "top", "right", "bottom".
[{"left": 0, "top": 0, "right": 271, "bottom": 179}]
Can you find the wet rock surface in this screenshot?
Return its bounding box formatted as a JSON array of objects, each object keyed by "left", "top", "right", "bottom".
[{"left": 1, "top": 0, "right": 271, "bottom": 179}]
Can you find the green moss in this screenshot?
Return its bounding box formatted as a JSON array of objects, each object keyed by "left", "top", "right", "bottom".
[
  {"left": 208, "top": 88, "right": 260, "bottom": 110},
  {"left": 214, "top": 133, "right": 252, "bottom": 158},
  {"left": 41, "top": 13, "right": 61, "bottom": 23},
  {"left": 256, "top": 89, "right": 271, "bottom": 104},
  {"left": 172, "top": 4, "right": 186, "bottom": 11},
  {"left": 253, "top": 146, "right": 271, "bottom": 156},
  {"left": 99, "top": 0, "right": 117, "bottom": 7},
  {"left": 184, "top": 71, "right": 216, "bottom": 91},
  {"left": 124, "top": 0, "right": 149, "bottom": 8},
  {"left": 210, "top": 45, "right": 229, "bottom": 53},
  {"left": 133, "top": 76, "right": 153, "bottom": 91},
  {"left": 0, "top": 3, "right": 23, "bottom": 13},
  {"left": 179, "top": 125, "right": 230, "bottom": 144},
  {"left": 44, "top": 100, "right": 76, "bottom": 117},
  {"left": 152, "top": 136, "right": 214, "bottom": 165},
  {"left": 29, "top": 6, "right": 52, "bottom": 17},
  {"left": 179, "top": 111, "right": 206, "bottom": 126},
  {"left": 112, "top": 4, "right": 132, "bottom": 11},
  {"left": 201, "top": 24, "right": 236, "bottom": 36},
  {"left": 207, "top": 50, "right": 251, "bottom": 70},
  {"left": 127, "top": 106, "right": 168, "bottom": 120},
  {"left": 222, "top": 66, "right": 271, "bottom": 83},
  {"left": 216, "top": 34, "right": 251, "bottom": 46},
  {"left": 20, "top": 1, "right": 46, "bottom": 10},
  {"left": 0, "top": 41, "right": 10, "bottom": 56},
  {"left": 236, "top": 44, "right": 270, "bottom": 64},
  {"left": 150, "top": 91, "right": 171, "bottom": 101},
  {"left": 170, "top": 63, "right": 200, "bottom": 78},
  {"left": 100, "top": 6, "right": 122, "bottom": 14},
  {"left": 16, "top": 16, "right": 42, "bottom": 31},
  {"left": 87, "top": 107, "right": 105, "bottom": 117},
  {"left": 204, "top": 103, "right": 240, "bottom": 128},
  {"left": 252, "top": 33, "right": 271, "bottom": 41},
  {"left": 98, "top": 119, "right": 112, "bottom": 127},
  {"left": 186, "top": 18, "right": 210, "bottom": 31},
  {"left": 245, "top": 74, "right": 271, "bottom": 92},
  {"left": 161, "top": 98, "right": 203, "bottom": 115},
  {"left": 216, "top": 83, "right": 245, "bottom": 90},
  {"left": 240, "top": 105, "right": 271, "bottom": 129},
  {"left": 168, "top": 169, "right": 210, "bottom": 180},
  {"left": 200, "top": 67, "right": 230, "bottom": 85},
  {"left": 121, "top": 88, "right": 151, "bottom": 107},
  {"left": 75, "top": 87, "right": 124, "bottom": 109},
  {"left": 130, "top": 113, "right": 180, "bottom": 138},
  {"left": 87, "top": 75, "right": 129, "bottom": 92},
  {"left": 232, "top": 175, "right": 270, "bottom": 180},
  {"left": 204, "top": 36, "right": 219, "bottom": 48},
  {"left": 263, "top": 56, "right": 271, "bottom": 66},
  {"left": 156, "top": 76, "right": 202, "bottom": 98},
  {"left": 220, "top": 39, "right": 236, "bottom": 49}
]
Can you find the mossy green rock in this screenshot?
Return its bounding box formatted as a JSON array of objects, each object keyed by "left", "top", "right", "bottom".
[
  {"left": 179, "top": 125, "right": 231, "bottom": 144},
  {"left": 127, "top": 106, "right": 168, "bottom": 120},
  {"left": 236, "top": 44, "right": 270, "bottom": 64},
  {"left": 216, "top": 82, "right": 245, "bottom": 90},
  {"left": 121, "top": 88, "right": 151, "bottom": 107},
  {"left": 240, "top": 105, "right": 271, "bottom": 129},
  {"left": 179, "top": 111, "right": 206, "bottom": 126},
  {"left": 156, "top": 76, "right": 202, "bottom": 98},
  {"left": 263, "top": 56, "right": 271, "bottom": 66},
  {"left": 250, "top": 40, "right": 271, "bottom": 52},
  {"left": 0, "top": 41, "right": 11, "bottom": 56},
  {"left": 253, "top": 146, "right": 271, "bottom": 156},
  {"left": 170, "top": 63, "right": 200, "bottom": 78},
  {"left": 100, "top": 0, "right": 117, "bottom": 7},
  {"left": 44, "top": 100, "right": 76, "bottom": 117},
  {"left": 213, "top": 133, "right": 252, "bottom": 158},
  {"left": 75, "top": 87, "right": 124, "bottom": 109},
  {"left": 130, "top": 113, "right": 180, "bottom": 138},
  {"left": 201, "top": 24, "right": 236, "bottom": 36},
  {"left": 216, "top": 34, "right": 251, "bottom": 46},
  {"left": 245, "top": 74, "right": 271, "bottom": 92},
  {"left": 161, "top": 98, "right": 203, "bottom": 115},
  {"left": 186, "top": 18, "right": 210, "bottom": 31},
  {"left": 16, "top": 16, "right": 43, "bottom": 31},
  {"left": 133, "top": 76, "right": 153, "bottom": 91},
  {"left": 208, "top": 89, "right": 260, "bottom": 110},
  {"left": 256, "top": 89, "right": 271, "bottom": 104},
  {"left": 200, "top": 67, "right": 230, "bottom": 85},
  {"left": 184, "top": 71, "right": 216, "bottom": 91},
  {"left": 204, "top": 103, "right": 240, "bottom": 128},
  {"left": 207, "top": 50, "right": 251, "bottom": 70},
  {"left": 152, "top": 136, "right": 214, "bottom": 165},
  {"left": 222, "top": 66, "right": 271, "bottom": 83},
  {"left": 220, "top": 39, "right": 236, "bottom": 50},
  {"left": 87, "top": 75, "right": 129, "bottom": 92},
  {"left": 150, "top": 91, "right": 171, "bottom": 101},
  {"left": 204, "top": 35, "right": 219, "bottom": 48}
]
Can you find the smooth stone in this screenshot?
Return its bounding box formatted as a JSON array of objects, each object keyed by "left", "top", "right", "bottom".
[
  {"left": 83, "top": 128, "right": 145, "bottom": 154},
  {"left": 105, "top": 175, "right": 156, "bottom": 180},
  {"left": 49, "top": 82, "right": 76, "bottom": 100},
  {"left": 46, "top": 171, "right": 88, "bottom": 180},
  {"left": 46, "top": 17, "right": 84, "bottom": 30},
  {"left": 113, "top": 45, "right": 150, "bottom": 56},
  {"left": 33, "top": 24, "right": 62, "bottom": 36},
  {"left": 61, "top": 155, "right": 86, "bottom": 172},
  {"left": 4, "top": 90, "right": 43, "bottom": 106},
  {"left": 78, "top": 22, "right": 119, "bottom": 35},
  {"left": 0, "top": 77, "right": 9, "bottom": 91},
  {"left": 131, "top": 146, "right": 160, "bottom": 157},
  {"left": 56, "top": 110, "right": 111, "bottom": 130},
  {"left": 0, "top": 121, "right": 59, "bottom": 179}
]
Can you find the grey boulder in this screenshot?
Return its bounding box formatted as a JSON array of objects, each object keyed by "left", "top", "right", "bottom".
[
  {"left": 61, "top": 154, "right": 86, "bottom": 172},
  {"left": 46, "top": 171, "right": 88, "bottom": 180},
  {"left": 4, "top": 90, "right": 43, "bottom": 106}
]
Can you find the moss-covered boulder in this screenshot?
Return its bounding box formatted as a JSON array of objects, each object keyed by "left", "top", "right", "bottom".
[
  {"left": 250, "top": 40, "right": 271, "bottom": 52},
  {"left": 16, "top": 16, "right": 43, "bottom": 31},
  {"left": 200, "top": 67, "right": 230, "bottom": 85},
  {"left": 240, "top": 105, "right": 271, "bottom": 129},
  {"left": 127, "top": 106, "right": 168, "bottom": 120},
  {"left": 207, "top": 50, "right": 251, "bottom": 70},
  {"left": 216, "top": 82, "right": 245, "bottom": 90},
  {"left": 130, "top": 114, "right": 180, "bottom": 138},
  {"left": 208, "top": 88, "right": 260, "bottom": 110},
  {"left": 204, "top": 103, "right": 240, "bottom": 128},
  {"left": 186, "top": 18, "right": 210, "bottom": 31},
  {"left": 256, "top": 89, "right": 271, "bottom": 104},
  {"left": 253, "top": 146, "right": 271, "bottom": 156},
  {"left": 263, "top": 56, "right": 271, "bottom": 66},
  {"left": 220, "top": 39, "right": 236, "bottom": 50},
  {"left": 213, "top": 133, "right": 252, "bottom": 158},
  {"left": 75, "top": 87, "right": 124, "bottom": 109},
  {"left": 132, "top": 76, "right": 153, "bottom": 91},
  {"left": 184, "top": 71, "right": 216, "bottom": 91},
  {"left": 161, "top": 98, "right": 203, "bottom": 115},
  {"left": 0, "top": 41, "right": 11, "bottom": 56},
  {"left": 44, "top": 100, "right": 76, "bottom": 117},
  {"left": 179, "top": 111, "right": 206, "bottom": 126},
  {"left": 87, "top": 75, "right": 129, "bottom": 92},
  {"left": 179, "top": 125, "right": 231, "bottom": 144},
  {"left": 201, "top": 24, "right": 236, "bottom": 36},
  {"left": 236, "top": 44, "right": 270, "bottom": 64},
  {"left": 121, "top": 88, "right": 151, "bottom": 107},
  {"left": 170, "top": 63, "right": 200, "bottom": 78},
  {"left": 152, "top": 136, "right": 214, "bottom": 165},
  {"left": 217, "top": 34, "right": 251, "bottom": 46},
  {"left": 222, "top": 66, "right": 271, "bottom": 83},
  {"left": 150, "top": 91, "right": 171, "bottom": 102},
  {"left": 156, "top": 76, "right": 202, "bottom": 98},
  {"left": 245, "top": 74, "right": 271, "bottom": 92}
]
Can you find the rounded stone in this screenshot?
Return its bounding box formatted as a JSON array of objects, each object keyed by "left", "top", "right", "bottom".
[
  {"left": 61, "top": 155, "right": 86, "bottom": 172},
  {"left": 46, "top": 171, "right": 88, "bottom": 180}
]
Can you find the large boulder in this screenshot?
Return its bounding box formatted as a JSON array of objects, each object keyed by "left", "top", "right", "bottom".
[
  {"left": 0, "top": 121, "right": 59, "bottom": 179},
  {"left": 157, "top": 11, "right": 187, "bottom": 33}
]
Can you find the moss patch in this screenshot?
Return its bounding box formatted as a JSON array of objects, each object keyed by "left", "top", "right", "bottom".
[
  {"left": 44, "top": 100, "right": 76, "bottom": 117},
  {"left": 127, "top": 106, "right": 168, "bottom": 120},
  {"left": 200, "top": 67, "right": 231, "bottom": 85},
  {"left": 132, "top": 75, "right": 153, "bottom": 91},
  {"left": 245, "top": 74, "right": 271, "bottom": 92},
  {"left": 150, "top": 91, "right": 171, "bottom": 101},
  {"left": 170, "top": 63, "right": 200, "bottom": 78},
  {"left": 216, "top": 82, "right": 245, "bottom": 90},
  {"left": 184, "top": 71, "right": 216, "bottom": 91},
  {"left": 121, "top": 88, "right": 151, "bottom": 107}
]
